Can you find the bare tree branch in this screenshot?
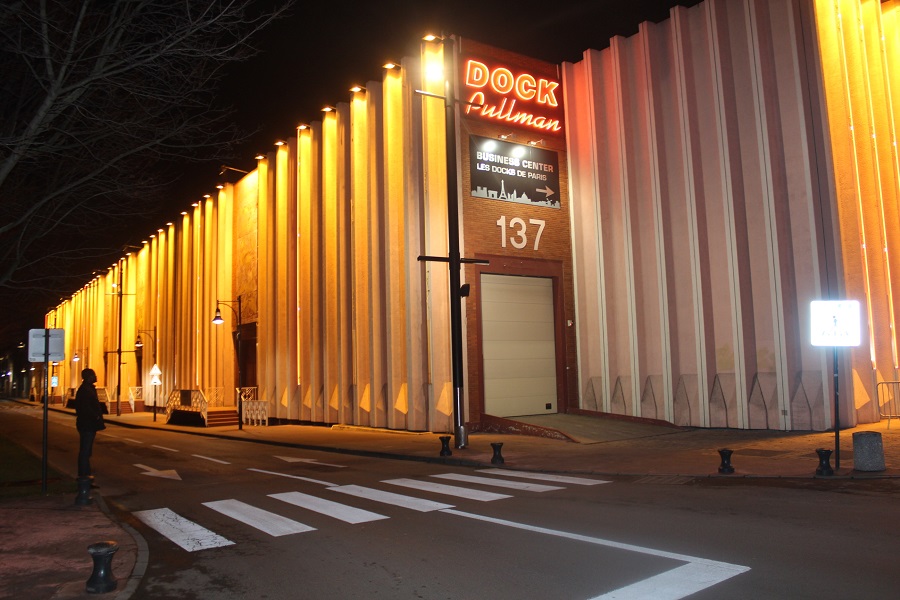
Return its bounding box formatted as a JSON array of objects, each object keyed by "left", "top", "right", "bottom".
[{"left": 0, "top": 0, "right": 291, "bottom": 296}]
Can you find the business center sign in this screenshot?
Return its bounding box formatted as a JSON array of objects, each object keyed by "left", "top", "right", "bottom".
[{"left": 470, "top": 136, "right": 560, "bottom": 209}]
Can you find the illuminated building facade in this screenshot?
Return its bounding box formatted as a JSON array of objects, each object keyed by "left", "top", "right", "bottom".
[{"left": 48, "top": 0, "right": 899, "bottom": 432}]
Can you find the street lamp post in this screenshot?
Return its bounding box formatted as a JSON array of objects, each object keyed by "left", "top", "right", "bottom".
[
  {"left": 213, "top": 295, "right": 243, "bottom": 430},
  {"left": 135, "top": 328, "right": 157, "bottom": 418},
  {"left": 416, "top": 35, "right": 489, "bottom": 448}
]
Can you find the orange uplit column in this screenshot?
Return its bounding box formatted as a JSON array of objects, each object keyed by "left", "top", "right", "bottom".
[
  {"left": 420, "top": 38, "right": 455, "bottom": 438},
  {"left": 813, "top": 0, "right": 900, "bottom": 422},
  {"left": 350, "top": 85, "right": 374, "bottom": 426},
  {"left": 382, "top": 62, "right": 414, "bottom": 431},
  {"left": 296, "top": 125, "right": 322, "bottom": 423}
]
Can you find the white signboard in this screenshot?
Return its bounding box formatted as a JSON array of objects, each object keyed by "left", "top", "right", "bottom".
[
  {"left": 28, "top": 328, "right": 66, "bottom": 362},
  {"left": 810, "top": 300, "right": 861, "bottom": 347}
]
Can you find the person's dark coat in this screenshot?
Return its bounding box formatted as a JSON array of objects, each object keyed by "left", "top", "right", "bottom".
[{"left": 75, "top": 380, "right": 106, "bottom": 432}]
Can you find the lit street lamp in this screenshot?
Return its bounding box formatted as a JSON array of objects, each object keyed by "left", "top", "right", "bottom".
[{"left": 213, "top": 295, "right": 243, "bottom": 430}]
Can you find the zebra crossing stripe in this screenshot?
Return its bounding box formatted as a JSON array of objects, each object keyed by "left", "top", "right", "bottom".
[
  {"left": 202, "top": 499, "right": 316, "bottom": 537},
  {"left": 134, "top": 508, "right": 234, "bottom": 552},
  {"left": 330, "top": 485, "right": 455, "bottom": 512},
  {"left": 270, "top": 491, "right": 389, "bottom": 524},
  {"left": 384, "top": 478, "right": 511, "bottom": 501},
  {"left": 431, "top": 473, "right": 563, "bottom": 492},
  {"left": 476, "top": 469, "right": 610, "bottom": 486}
]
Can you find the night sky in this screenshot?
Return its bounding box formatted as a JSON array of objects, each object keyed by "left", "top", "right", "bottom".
[
  {"left": 218, "top": 0, "right": 699, "bottom": 180},
  {"left": 1, "top": 0, "right": 699, "bottom": 351}
]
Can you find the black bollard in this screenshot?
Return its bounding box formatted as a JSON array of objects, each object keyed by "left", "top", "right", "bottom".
[
  {"left": 815, "top": 448, "right": 834, "bottom": 476},
  {"left": 86, "top": 541, "right": 118, "bottom": 594},
  {"left": 439, "top": 435, "right": 452, "bottom": 457},
  {"left": 75, "top": 476, "right": 94, "bottom": 506},
  {"left": 717, "top": 448, "right": 735, "bottom": 474},
  {"left": 490, "top": 442, "right": 505, "bottom": 465}
]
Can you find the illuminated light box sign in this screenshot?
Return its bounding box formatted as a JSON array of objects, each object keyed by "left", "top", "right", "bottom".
[
  {"left": 810, "top": 300, "right": 861, "bottom": 347},
  {"left": 460, "top": 55, "right": 563, "bottom": 134},
  {"left": 470, "top": 135, "right": 559, "bottom": 209}
]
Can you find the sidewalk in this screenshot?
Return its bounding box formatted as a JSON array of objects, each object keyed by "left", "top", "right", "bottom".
[
  {"left": 2, "top": 399, "right": 898, "bottom": 599},
  {"left": 93, "top": 406, "right": 900, "bottom": 479}
]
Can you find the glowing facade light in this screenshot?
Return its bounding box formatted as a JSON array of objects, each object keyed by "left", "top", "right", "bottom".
[
  {"left": 423, "top": 34, "right": 439, "bottom": 42},
  {"left": 321, "top": 105, "right": 335, "bottom": 112},
  {"left": 349, "top": 85, "right": 364, "bottom": 93},
  {"left": 383, "top": 61, "right": 400, "bottom": 70},
  {"left": 275, "top": 140, "right": 286, "bottom": 146},
  {"left": 212, "top": 308, "right": 224, "bottom": 325},
  {"left": 255, "top": 154, "right": 265, "bottom": 160}
]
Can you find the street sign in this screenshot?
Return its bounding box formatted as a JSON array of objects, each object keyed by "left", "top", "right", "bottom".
[
  {"left": 810, "top": 300, "right": 861, "bottom": 347},
  {"left": 28, "top": 328, "right": 65, "bottom": 362}
]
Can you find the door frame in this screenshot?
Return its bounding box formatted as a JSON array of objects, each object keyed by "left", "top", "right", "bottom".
[{"left": 468, "top": 254, "right": 568, "bottom": 423}]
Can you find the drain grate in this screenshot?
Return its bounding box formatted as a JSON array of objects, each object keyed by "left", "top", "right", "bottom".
[{"left": 633, "top": 475, "right": 694, "bottom": 485}]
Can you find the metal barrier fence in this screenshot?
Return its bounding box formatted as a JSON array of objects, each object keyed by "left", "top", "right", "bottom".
[
  {"left": 875, "top": 381, "right": 900, "bottom": 429},
  {"left": 238, "top": 387, "right": 265, "bottom": 426}
]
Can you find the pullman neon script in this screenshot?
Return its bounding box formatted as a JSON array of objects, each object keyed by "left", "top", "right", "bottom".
[{"left": 463, "top": 59, "right": 562, "bottom": 133}]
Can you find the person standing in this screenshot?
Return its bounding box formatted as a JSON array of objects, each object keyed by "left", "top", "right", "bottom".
[{"left": 75, "top": 368, "right": 105, "bottom": 478}]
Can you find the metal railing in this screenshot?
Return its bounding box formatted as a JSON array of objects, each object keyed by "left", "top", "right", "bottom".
[
  {"left": 97, "top": 387, "right": 111, "bottom": 413},
  {"left": 876, "top": 381, "right": 900, "bottom": 429},
  {"left": 204, "top": 387, "right": 228, "bottom": 407},
  {"left": 165, "top": 389, "right": 209, "bottom": 423},
  {"left": 127, "top": 386, "right": 140, "bottom": 412},
  {"left": 239, "top": 387, "right": 265, "bottom": 426}
]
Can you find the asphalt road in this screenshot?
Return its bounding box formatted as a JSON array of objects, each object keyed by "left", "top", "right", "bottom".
[{"left": 2, "top": 407, "right": 899, "bottom": 599}]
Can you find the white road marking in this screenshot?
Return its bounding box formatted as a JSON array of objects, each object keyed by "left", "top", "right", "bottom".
[
  {"left": 384, "top": 478, "right": 511, "bottom": 502},
  {"left": 431, "top": 473, "right": 563, "bottom": 492},
  {"left": 192, "top": 454, "right": 231, "bottom": 465},
  {"left": 247, "top": 468, "right": 335, "bottom": 487},
  {"left": 152, "top": 444, "right": 179, "bottom": 452},
  {"left": 330, "top": 485, "right": 455, "bottom": 512},
  {"left": 202, "top": 499, "right": 315, "bottom": 537},
  {"left": 270, "top": 491, "right": 388, "bottom": 524},
  {"left": 134, "top": 508, "right": 233, "bottom": 552},
  {"left": 442, "top": 509, "right": 749, "bottom": 599},
  {"left": 134, "top": 463, "right": 182, "bottom": 480},
  {"left": 477, "top": 468, "right": 609, "bottom": 486},
  {"left": 122, "top": 438, "right": 144, "bottom": 444},
  {"left": 275, "top": 455, "right": 346, "bottom": 468},
  {"left": 589, "top": 562, "right": 749, "bottom": 600}
]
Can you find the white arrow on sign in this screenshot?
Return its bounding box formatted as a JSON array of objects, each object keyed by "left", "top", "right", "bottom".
[
  {"left": 134, "top": 463, "right": 182, "bottom": 480},
  {"left": 536, "top": 185, "right": 555, "bottom": 198},
  {"left": 274, "top": 456, "right": 346, "bottom": 468}
]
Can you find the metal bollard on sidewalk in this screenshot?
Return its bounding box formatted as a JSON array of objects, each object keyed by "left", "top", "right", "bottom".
[
  {"left": 86, "top": 541, "right": 118, "bottom": 594},
  {"left": 439, "top": 435, "right": 452, "bottom": 457},
  {"left": 717, "top": 448, "right": 735, "bottom": 474},
  {"left": 75, "top": 476, "right": 94, "bottom": 506},
  {"left": 490, "top": 442, "right": 505, "bottom": 465},
  {"left": 815, "top": 448, "right": 834, "bottom": 476}
]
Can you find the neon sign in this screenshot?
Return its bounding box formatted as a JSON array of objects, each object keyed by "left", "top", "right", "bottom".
[{"left": 462, "top": 59, "right": 563, "bottom": 134}]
